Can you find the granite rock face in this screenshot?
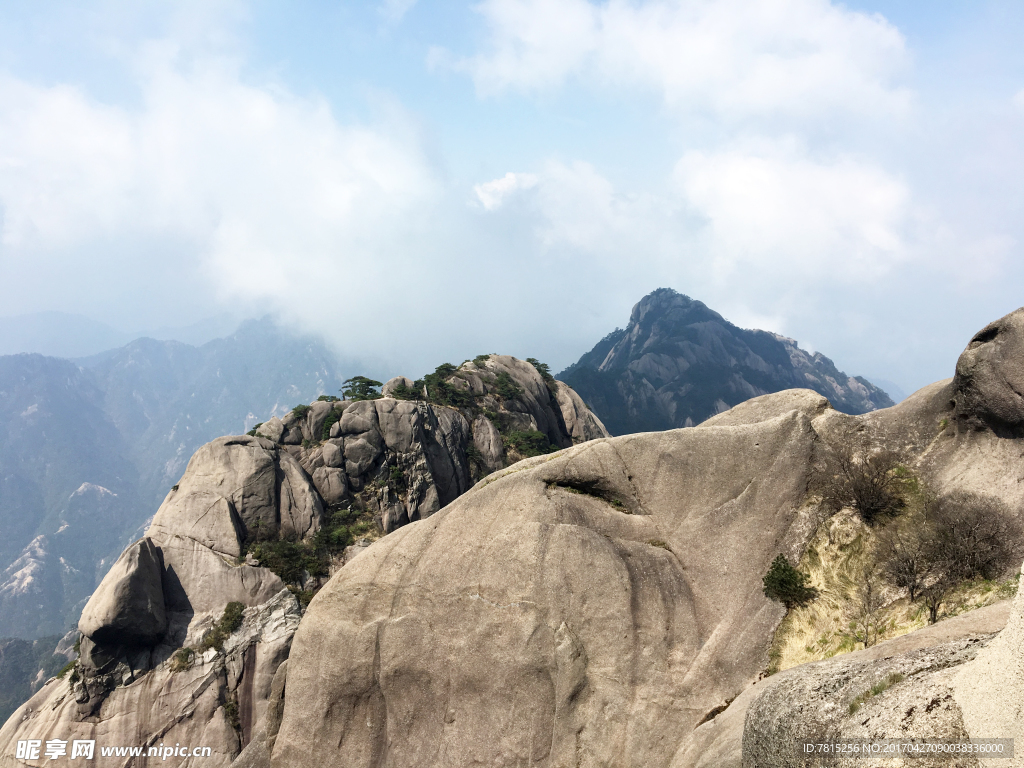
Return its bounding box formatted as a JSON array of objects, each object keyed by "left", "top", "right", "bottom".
[
  {"left": 560, "top": 288, "right": 893, "bottom": 434},
  {"left": 952, "top": 308, "right": 1024, "bottom": 437},
  {"left": 0, "top": 435, "right": 308, "bottom": 767},
  {"left": 77, "top": 538, "right": 166, "bottom": 647},
  {"left": 9, "top": 308, "right": 1024, "bottom": 768},
  {"left": 258, "top": 356, "right": 609, "bottom": 534},
  {"left": 272, "top": 403, "right": 826, "bottom": 768}
]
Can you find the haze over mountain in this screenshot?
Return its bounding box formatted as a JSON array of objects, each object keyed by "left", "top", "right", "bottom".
[
  {"left": 0, "top": 312, "right": 244, "bottom": 360},
  {"left": 0, "top": 318, "right": 350, "bottom": 638},
  {"left": 560, "top": 289, "right": 893, "bottom": 435}
]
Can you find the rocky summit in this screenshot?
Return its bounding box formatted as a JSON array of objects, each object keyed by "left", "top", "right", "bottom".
[
  {"left": 3, "top": 312, "right": 1024, "bottom": 768},
  {"left": 560, "top": 288, "right": 893, "bottom": 435}
]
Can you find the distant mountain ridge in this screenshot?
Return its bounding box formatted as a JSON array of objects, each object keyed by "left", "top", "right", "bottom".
[
  {"left": 559, "top": 288, "right": 893, "bottom": 435},
  {"left": 0, "top": 318, "right": 350, "bottom": 638}
]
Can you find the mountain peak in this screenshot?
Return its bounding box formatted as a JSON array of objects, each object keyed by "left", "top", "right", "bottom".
[{"left": 560, "top": 289, "right": 892, "bottom": 434}]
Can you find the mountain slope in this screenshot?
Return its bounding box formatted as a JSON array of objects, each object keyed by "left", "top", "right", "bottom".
[{"left": 559, "top": 288, "right": 893, "bottom": 435}]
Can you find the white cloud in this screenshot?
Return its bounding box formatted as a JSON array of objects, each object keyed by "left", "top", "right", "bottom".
[
  {"left": 472, "top": 171, "right": 538, "bottom": 210},
  {"left": 674, "top": 143, "right": 910, "bottom": 280},
  {"left": 380, "top": 0, "right": 418, "bottom": 24},
  {"left": 0, "top": 48, "right": 438, "bottom": 325},
  {"left": 1013, "top": 88, "right": 1024, "bottom": 112},
  {"left": 452, "top": 0, "right": 910, "bottom": 121}
]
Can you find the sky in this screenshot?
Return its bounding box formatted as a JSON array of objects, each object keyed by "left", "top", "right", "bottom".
[{"left": 0, "top": 0, "right": 1022, "bottom": 393}]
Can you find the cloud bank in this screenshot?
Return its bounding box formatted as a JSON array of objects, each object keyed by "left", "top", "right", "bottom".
[{"left": 0, "top": 0, "right": 1020, "bottom": 392}]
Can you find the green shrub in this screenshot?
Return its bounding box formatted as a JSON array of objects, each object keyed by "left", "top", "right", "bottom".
[
  {"left": 483, "top": 409, "right": 512, "bottom": 433},
  {"left": 341, "top": 376, "right": 383, "bottom": 401},
  {"left": 390, "top": 382, "right": 423, "bottom": 401},
  {"left": 223, "top": 696, "right": 240, "bottom": 731},
  {"left": 292, "top": 404, "right": 312, "bottom": 418},
  {"left": 199, "top": 602, "right": 246, "bottom": 653},
  {"left": 762, "top": 555, "right": 818, "bottom": 609},
  {"left": 848, "top": 673, "right": 904, "bottom": 714},
  {"left": 494, "top": 371, "right": 523, "bottom": 401},
  {"left": 169, "top": 648, "right": 195, "bottom": 672},
  {"left": 320, "top": 408, "right": 342, "bottom": 440},
  {"left": 526, "top": 358, "right": 556, "bottom": 390},
  {"left": 389, "top": 466, "right": 406, "bottom": 491},
  {"left": 473, "top": 354, "right": 492, "bottom": 366},
  {"left": 503, "top": 430, "right": 557, "bottom": 457},
  {"left": 288, "top": 586, "right": 316, "bottom": 608},
  {"left": 317, "top": 395, "right": 340, "bottom": 402},
  {"left": 56, "top": 659, "right": 76, "bottom": 679},
  {"left": 249, "top": 539, "right": 324, "bottom": 583},
  {"left": 422, "top": 364, "right": 476, "bottom": 408},
  {"left": 246, "top": 422, "right": 263, "bottom": 437}
]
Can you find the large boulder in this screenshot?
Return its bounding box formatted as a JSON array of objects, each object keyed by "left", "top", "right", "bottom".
[
  {"left": 953, "top": 307, "right": 1024, "bottom": 437},
  {"left": 78, "top": 537, "right": 166, "bottom": 647},
  {"left": 271, "top": 398, "right": 824, "bottom": 768}
]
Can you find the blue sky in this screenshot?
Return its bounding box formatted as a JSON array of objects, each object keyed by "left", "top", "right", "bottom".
[{"left": 0, "top": 1, "right": 1022, "bottom": 394}]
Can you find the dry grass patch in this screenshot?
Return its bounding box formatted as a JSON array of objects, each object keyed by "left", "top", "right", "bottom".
[{"left": 768, "top": 509, "right": 1017, "bottom": 674}]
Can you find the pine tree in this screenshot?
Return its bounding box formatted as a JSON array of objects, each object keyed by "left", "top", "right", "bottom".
[{"left": 762, "top": 554, "right": 818, "bottom": 609}]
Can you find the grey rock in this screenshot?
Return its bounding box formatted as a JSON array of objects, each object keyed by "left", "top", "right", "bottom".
[
  {"left": 471, "top": 415, "right": 505, "bottom": 473},
  {"left": 151, "top": 435, "right": 321, "bottom": 546},
  {"left": 742, "top": 636, "right": 991, "bottom": 768},
  {"left": 259, "top": 417, "right": 285, "bottom": 443},
  {"left": 277, "top": 453, "right": 322, "bottom": 540},
  {"left": 303, "top": 401, "right": 335, "bottom": 443},
  {"left": 374, "top": 398, "right": 423, "bottom": 453},
  {"left": 311, "top": 467, "right": 347, "bottom": 506},
  {"left": 680, "top": 601, "right": 1012, "bottom": 768},
  {"left": 231, "top": 660, "right": 289, "bottom": 768},
  {"left": 343, "top": 437, "right": 381, "bottom": 477},
  {"left": 273, "top": 401, "right": 824, "bottom": 768},
  {"left": 381, "top": 376, "right": 414, "bottom": 397},
  {"left": 78, "top": 537, "right": 166, "bottom": 647},
  {"left": 0, "top": 589, "right": 300, "bottom": 768},
  {"left": 320, "top": 440, "right": 344, "bottom": 468},
  {"left": 339, "top": 401, "right": 379, "bottom": 435},
  {"left": 952, "top": 307, "right": 1024, "bottom": 437},
  {"left": 554, "top": 380, "right": 610, "bottom": 443}
]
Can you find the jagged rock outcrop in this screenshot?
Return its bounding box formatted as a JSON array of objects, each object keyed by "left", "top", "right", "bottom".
[
  {"left": 6, "top": 306, "right": 1024, "bottom": 767},
  {"left": 0, "top": 435, "right": 307, "bottom": 767},
  {"left": 0, "top": 356, "right": 607, "bottom": 767},
  {"left": 252, "top": 355, "right": 608, "bottom": 533},
  {"left": 560, "top": 288, "right": 893, "bottom": 434},
  {"left": 266, "top": 308, "right": 1024, "bottom": 768}
]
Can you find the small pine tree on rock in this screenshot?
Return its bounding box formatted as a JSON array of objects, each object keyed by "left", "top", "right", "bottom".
[
  {"left": 762, "top": 554, "right": 818, "bottom": 609},
  {"left": 341, "top": 376, "right": 383, "bottom": 401}
]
